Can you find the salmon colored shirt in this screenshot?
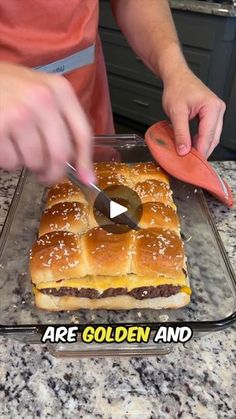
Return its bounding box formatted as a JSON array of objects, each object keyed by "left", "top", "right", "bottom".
[{"left": 0, "top": 0, "right": 114, "bottom": 134}]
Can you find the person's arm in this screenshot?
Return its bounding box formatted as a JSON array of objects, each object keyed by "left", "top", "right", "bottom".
[
  {"left": 0, "top": 62, "right": 94, "bottom": 184},
  {"left": 111, "top": 0, "right": 225, "bottom": 158}
]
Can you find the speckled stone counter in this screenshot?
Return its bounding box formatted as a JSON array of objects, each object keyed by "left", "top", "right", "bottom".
[
  {"left": 0, "top": 162, "right": 235, "bottom": 419},
  {"left": 170, "top": 0, "right": 236, "bottom": 17}
]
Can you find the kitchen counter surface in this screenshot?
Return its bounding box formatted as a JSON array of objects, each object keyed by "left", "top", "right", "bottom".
[
  {"left": 0, "top": 162, "right": 235, "bottom": 419},
  {"left": 170, "top": 0, "right": 236, "bottom": 17}
]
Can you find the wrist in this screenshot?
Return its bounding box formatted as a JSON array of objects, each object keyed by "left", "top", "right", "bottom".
[{"left": 156, "top": 42, "right": 189, "bottom": 85}]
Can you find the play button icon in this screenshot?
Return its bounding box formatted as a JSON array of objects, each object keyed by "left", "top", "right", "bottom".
[
  {"left": 93, "top": 184, "right": 143, "bottom": 234},
  {"left": 110, "top": 201, "right": 128, "bottom": 219}
]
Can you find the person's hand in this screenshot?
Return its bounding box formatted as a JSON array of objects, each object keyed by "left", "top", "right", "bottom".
[
  {"left": 0, "top": 62, "right": 94, "bottom": 184},
  {"left": 162, "top": 67, "right": 226, "bottom": 158}
]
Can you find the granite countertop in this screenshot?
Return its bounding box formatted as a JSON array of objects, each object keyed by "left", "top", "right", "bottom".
[
  {"left": 0, "top": 162, "right": 235, "bottom": 419},
  {"left": 170, "top": 0, "right": 236, "bottom": 17}
]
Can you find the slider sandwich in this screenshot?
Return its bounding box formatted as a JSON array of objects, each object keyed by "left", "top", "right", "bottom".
[{"left": 30, "top": 162, "right": 191, "bottom": 310}]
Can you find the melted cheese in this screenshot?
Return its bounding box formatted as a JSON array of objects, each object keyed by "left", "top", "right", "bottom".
[
  {"left": 180, "top": 286, "right": 192, "bottom": 295},
  {"left": 36, "top": 274, "right": 189, "bottom": 292}
]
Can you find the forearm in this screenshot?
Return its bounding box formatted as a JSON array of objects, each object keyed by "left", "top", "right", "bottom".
[{"left": 111, "top": 0, "right": 188, "bottom": 83}]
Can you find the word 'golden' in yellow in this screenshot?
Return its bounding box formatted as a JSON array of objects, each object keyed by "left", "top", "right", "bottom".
[{"left": 82, "top": 326, "right": 151, "bottom": 344}]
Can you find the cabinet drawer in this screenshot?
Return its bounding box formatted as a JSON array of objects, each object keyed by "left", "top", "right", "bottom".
[
  {"left": 174, "top": 12, "right": 217, "bottom": 50},
  {"left": 182, "top": 48, "right": 210, "bottom": 82},
  {"left": 99, "top": 0, "right": 117, "bottom": 30},
  {"left": 101, "top": 28, "right": 211, "bottom": 84},
  {"left": 100, "top": 0, "right": 219, "bottom": 50},
  {"left": 108, "top": 75, "right": 166, "bottom": 124},
  {"left": 101, "top": 29, "right": 162, "bottom": 88},
  {"left": 100, "top": 29, "right": 210, "bottom": 87}
]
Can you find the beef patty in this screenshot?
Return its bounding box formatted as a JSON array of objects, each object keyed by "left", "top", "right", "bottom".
[{"left": 40, "top": 284, "right": 181, "bottom": 299}]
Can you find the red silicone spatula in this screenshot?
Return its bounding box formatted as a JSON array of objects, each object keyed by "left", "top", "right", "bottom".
[{"left": 145, "top": 120, "right": 234, "bottom": 208}]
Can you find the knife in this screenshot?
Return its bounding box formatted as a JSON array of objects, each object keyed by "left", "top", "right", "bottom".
[{"left": 66, "top": 162, "right": 139, "bottom": 230}]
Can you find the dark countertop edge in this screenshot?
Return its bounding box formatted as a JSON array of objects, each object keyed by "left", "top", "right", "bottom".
[{"left": 169, "top": 0, "right": 236, "bottom": 17}]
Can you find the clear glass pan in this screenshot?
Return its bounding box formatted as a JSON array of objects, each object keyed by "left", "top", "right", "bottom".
[{"left": 0, "top": 135, "right": 235, "bottom": 356}]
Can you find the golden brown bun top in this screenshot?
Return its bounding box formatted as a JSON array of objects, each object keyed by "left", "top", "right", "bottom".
[
  {"left": 38, "top": 202, "right": 89, "bottom": 237},
  {"left": 30, "top": 226, "right": 185, "bottom": 284},
  {"left": 30, "top": 162, "right": 186, "bottom": 288},
  {"left": 30, "top": 231, "right": 86, "bottom": 283},
  {"left": 82, "top": 227, "right": 134, "bottom": 276},
  {"left": 46, "top": 162, "right": 173, "bottom": 209},
  {"left": 96, "top": 173, "right": 129, "bottom": 189},
  {"left": 94, "top": 162, "right": 169, "bottom": 185},
  {"left": 139, "top": 202, "right": 179, "bottom": 232},
  {"left": 31, "top": 231, "right": 80, "bottom": 260},
  {"left": 46, "top": 181, "right": 87, "bottom": 208},
  {"left": 132, "top": 228, "right": 184, "bottom": 278},
  {"left": 94, "top": 162, "right": 129, "bottom": 177},
  {"left": 130, "top": 162, "right": 169, "bottom": 184},
  {"left": 43, "top": 201, "right": 87, "bottom": 219},
  {"left": 31, "top": 228, "right": 135, "bottom": 283},
  {"left": 134, "top": 179, "right": 174, "bottom": 207}
]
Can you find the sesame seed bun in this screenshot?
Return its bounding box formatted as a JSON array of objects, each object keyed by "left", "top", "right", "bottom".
[
  {"left": 138, "top": 202, "right": 180, "bottom": 233},
  {"left": 39, "top": 202, "right": 89, "bottom": 237},
  {"left": 46, "top": 181, "right": 87, "bottom": 208},
  {"left": 29, "top": 162, "right": 190, "bottom": 311}
]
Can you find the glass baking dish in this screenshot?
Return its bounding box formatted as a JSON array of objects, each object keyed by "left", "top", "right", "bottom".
[{"left": 0, "top": 134, "right": 235, "bottom": 357}]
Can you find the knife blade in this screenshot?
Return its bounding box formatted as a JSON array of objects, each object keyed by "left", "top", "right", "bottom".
[{"left": 66, "top": 162, "right": 139, "bottom": 230}]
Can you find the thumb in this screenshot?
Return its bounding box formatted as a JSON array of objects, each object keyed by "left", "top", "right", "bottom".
[{"left": 170, "top": 110, "right": 192, "bottom": 156}]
